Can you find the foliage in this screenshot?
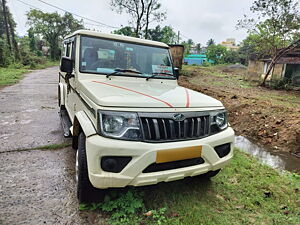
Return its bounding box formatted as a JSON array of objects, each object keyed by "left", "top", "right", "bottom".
[
  {"left": 147, "top": 25, "right": 177, "bottom": 44},
  {"left": 237, "top": 0, "right": 300, "bottom": 57},
  {"left": 79, "top": 189, "right": 172, "bottom": 225},
  {"left": 113, "top": 26, "right": 135, "bottom": 37},
  {"left": 206, "top": 44, "right": 227, "bottom": 64},
  {"left": 0, "top": 67, "right": 27, "bottom": 86},
  {"left": 270, "top": 78, "right": 293, "bottom": 90},
  {"left": 27, "top": 10, "right": 84, "bottom": 60},
  {"left": 206, "top": 38, "right": 215, "bottom": 47},
  {"left": 78, "top": 148, "right": 300, "bottom": 224},
  {"left": 110, "top": 0, "right": 166, "bottom": 38},
  {"left": 223, "top": 50, "right": 241, "bottom": 64},
  {"left": 195, "top": 43, "right": 201, "bottom": 53},
  {"left": 0, "top": 61, "right": 59, "bottom": 86},
  {"left": 143, "top": 149, "right": 300, "bottom": 225},
  {"left": 181, "top": 39, "right": 194, "bottom": 55},
  {"left": 0, "top": 37, "right": 12, "bottom": 67}
]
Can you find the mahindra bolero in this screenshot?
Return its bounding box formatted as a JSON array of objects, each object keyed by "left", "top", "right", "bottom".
[{"left": 58, "top": 30, "right": 235, "bottom": 202}]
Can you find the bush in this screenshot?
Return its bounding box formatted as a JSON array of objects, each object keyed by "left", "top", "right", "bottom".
[
  {"left": 270, "top": 78, "right": 293, "bottom": 90},
  {"left": 202, "top": 61, "right": 212, "bottom": 67}
]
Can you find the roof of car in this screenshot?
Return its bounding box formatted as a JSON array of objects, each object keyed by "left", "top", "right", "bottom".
[{"left": 64, "top": 30, "right": 169, "bottom": 48}]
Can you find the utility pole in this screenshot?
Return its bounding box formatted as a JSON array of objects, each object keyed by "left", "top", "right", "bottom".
[
  {"left": 177, "top": 31, "right": 180, "bottom": 44},
  {"left": 1, "top": 0, "right": 12, "bottom": 50}
]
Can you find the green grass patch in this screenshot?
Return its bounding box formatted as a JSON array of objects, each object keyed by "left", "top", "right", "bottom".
[
  {"left": 81, "top": 148, "right": 300, "bottom": 225},
  {"left": 0, "top": 67, "right": 28, "bottom": 86},
  {"left": 32, "top": 142, "right": 71, "bottom": 150},
  {"left": 0, "top": 61, "right": 59, "bottom": 87}
]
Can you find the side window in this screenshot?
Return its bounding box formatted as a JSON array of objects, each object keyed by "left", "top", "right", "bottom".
[
  {"left": 66, "top": 43, "right": 71, "bottom": 57},
  {"left": 71, "top": 41, "right": 76, "bottom": 61}
]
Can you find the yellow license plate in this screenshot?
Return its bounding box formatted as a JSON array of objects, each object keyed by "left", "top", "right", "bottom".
[{"left": 156, "top": 146, "right": 202, "bottom": 163}]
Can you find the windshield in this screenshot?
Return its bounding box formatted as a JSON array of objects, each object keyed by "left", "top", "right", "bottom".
[{"left": 79, "top": 36, "right": 175, "bottom": 79}]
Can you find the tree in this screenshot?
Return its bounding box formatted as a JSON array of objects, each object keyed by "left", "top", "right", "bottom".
[
  {"left": 147, "top": 25, "right": 177, "bottom": 44},
  {"left": 206, "top": 38, "right": 215, "bottom": 47},
  {"left": 113, "top": 26, "right": 135, "bottom": 37},
  {"left": 0, "top": 0, "right": 19, "bottom": 60},
  {"left": 196, "top": 43, "right": 201, "bottom": 54},
  {"left": 1, "top": 0, "right": 11, "bottom": 51},
  {"left": 27, "top": 10, "right": 84, "bottom": 60},
  {"left": 223, "top": 50, "right": 240, "bottom": 64},
  {"left": 206, "top": 44, "right": 227, "bottom": 64},
  {"left": 237, "top": 0, "right": 300, "bottom": 85},
  {"left": 28, "top": 28, "right": 37, "bottom": 53},
  {"left": 110, "top": 0, "right": 166, "bottom": 38}
]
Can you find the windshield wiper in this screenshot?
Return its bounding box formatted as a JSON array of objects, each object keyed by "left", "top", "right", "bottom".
[
  {"left": 106, "top": 68, "right": 142, "bottom": 78},
  {"left": 146, "top": 72, "right": 174, "bottom": 81}
]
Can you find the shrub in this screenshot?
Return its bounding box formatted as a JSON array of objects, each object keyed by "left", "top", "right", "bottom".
[{"left": 270, "top": 78, "right": 293, "bottom": 90}]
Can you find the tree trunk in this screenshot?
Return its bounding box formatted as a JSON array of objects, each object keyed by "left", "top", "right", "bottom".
[
  {"left": 261, "top": 39, "right": 300, "bottom": 86},
  {"left": 7, "top": 10, "right": 20, "bottom": 60},
  {"left": 144, "top": 0, "right": 152, "bottom": 39},
  {"left": 1, "top": 0, "right": 11, "bottom": 51}
]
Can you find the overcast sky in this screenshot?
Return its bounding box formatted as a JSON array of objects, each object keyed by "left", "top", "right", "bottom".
[{"left": 7, "top": 0, "right": 256, "bottom": 45}]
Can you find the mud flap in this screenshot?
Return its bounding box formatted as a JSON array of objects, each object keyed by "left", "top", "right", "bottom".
[{"left": 60, "top": 109, "right": 72, "bottom": 138}]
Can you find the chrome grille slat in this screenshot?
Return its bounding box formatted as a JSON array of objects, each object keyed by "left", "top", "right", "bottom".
[
  {"left": 169, "top": 120, "right": 175, "bottom": 139},
  {"left": 183, "top": 120, "right": 188, "bottom": 138},
  {"left": 140, "top": 114, "right": 210, "bottom": 142},
  {"left": 191, "top": 118, "right": 195, "bottom": 137},
  {"left": 161, "top": 119, "right": 168, "bottom": 139},
  {"left": 178, "top": 121, "right": 181, "bottom": 138},
  {"left": 153, "top": 119, "right": 160, "bottom": 140},
  {"left": 145, "top": 118, "right": 151, "bottom": 139}
]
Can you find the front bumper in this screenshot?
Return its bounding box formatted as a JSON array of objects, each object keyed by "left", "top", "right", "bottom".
[{"left": 86, "top": 127, "right": 235, "bottom": 189}]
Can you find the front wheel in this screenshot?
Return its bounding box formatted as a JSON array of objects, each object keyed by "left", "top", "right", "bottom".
[{"left": 76, "top": 132, "right": 105, "bottom": 203}]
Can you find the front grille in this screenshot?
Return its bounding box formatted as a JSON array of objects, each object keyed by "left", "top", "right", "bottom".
[
  {"left": 139, "top": 112, "right": 210, "bottom": 142},
  {"left": 143, "top": 157, "right": 205, "bottom": 173}
]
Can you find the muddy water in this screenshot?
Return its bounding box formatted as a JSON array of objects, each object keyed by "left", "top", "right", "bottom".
[{"left": 235, "top": 136, "right": 300, "bottom": 174}]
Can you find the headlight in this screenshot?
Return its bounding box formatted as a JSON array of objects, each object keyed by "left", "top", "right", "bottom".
[
  {"left": 99, "top": 111, "right": 141, "bottom": 140},
  {"left": 211, "top": 110, "right": 228, "bottom": 132}
]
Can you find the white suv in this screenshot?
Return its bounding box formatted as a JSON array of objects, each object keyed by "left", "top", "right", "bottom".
[{"left": 58, "top": 30, "right": 234, "bottom": 202}]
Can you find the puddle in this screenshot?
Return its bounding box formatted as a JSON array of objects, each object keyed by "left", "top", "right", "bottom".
[{"left": 235, "top": 136, "right": 300, "bottom": 174}]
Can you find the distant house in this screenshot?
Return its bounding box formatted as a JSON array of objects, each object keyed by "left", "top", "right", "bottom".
[
  {"left": 247, "top": 48, "right": 300, "bottom": 86},
  {"left": 220, "top": 38, "right": 239, "bottom": 51},
  {"left": 184, "top": 54, "right": 214, "bottom": 65}
]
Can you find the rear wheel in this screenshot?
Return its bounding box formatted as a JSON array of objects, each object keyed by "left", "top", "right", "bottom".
[{"left": 76, "top": 132, "right": 105, "bottom": 203}]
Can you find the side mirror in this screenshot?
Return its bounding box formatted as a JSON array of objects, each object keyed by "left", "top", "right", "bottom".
[
  {"left": 174, "top": 67, "right": 180, "bottom": 79},
  {"left": 60, "top": 56, "right": 73, "bottom": 74}
]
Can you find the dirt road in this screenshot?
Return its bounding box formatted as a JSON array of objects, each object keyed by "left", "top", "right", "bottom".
[{"left": 0, "top": 67, "right": 103, "bottom": 225}]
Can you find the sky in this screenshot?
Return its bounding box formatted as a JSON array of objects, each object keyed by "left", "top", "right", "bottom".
[{"left": 7, "top": 0, "right": 256, "bottom": 45}]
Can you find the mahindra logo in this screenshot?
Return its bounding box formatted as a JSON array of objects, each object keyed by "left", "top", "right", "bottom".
[{"left": 173, "top": 113, "right": 185, "bottom": 121}]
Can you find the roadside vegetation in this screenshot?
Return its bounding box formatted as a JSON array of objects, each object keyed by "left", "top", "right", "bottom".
[
  {"left": 0, "top": 2, "right": 82, "bottom": 87},
  {"left": 80, "top": 148, "right": 300, "bottom": 225},
  {"left": 179, "top": 64, "right": 300, "bottom": 156},
  {"left": 0, "top": 61, "right": 59, "bottom": 87}
]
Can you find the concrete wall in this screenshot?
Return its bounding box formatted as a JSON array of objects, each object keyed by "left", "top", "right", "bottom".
[
  {"left": 247, "top": 60, "right": 284, "bottom": 82},
  {"left": 246, "top": 60, "right": 264, "bottom": 81},
  {"left": 271, "top": 64, "right": 284, "bottom": 81}
]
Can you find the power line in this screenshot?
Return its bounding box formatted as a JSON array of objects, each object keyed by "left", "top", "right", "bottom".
[
  {"left": 15, "top": 0, "right": 39, "bottom": 10},
  {"left": 14, "top": 0, "right": 119, "bottom": 29},
  {"left": 35, "top": 0, "right": 119, "bottom": 29}
]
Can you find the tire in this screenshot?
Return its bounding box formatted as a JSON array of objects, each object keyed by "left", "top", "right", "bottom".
[
  {"left": 76, "top": 132, "right": 105, "bottom": 203},
  {"left": 201, "top": 169, "right": 221, "bottom": 179}
]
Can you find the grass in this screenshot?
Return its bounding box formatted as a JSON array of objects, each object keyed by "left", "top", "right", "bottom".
[
  {"left": 0, "top": 67, "right": 28, "bottom": 86},
  {"left": 80, "top": 149, "right": 300, "bottom": 225},
  {"left": 4, "top": 142, "right": 71, "bottom": 153},
  {"left": 32, "top": 142, "right": 71, "bottom": 150},
  {"left": 0, "top": 61, "right": 59, "bottom": 87}
]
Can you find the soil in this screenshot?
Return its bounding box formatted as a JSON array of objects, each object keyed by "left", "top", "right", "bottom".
[{"left": 179, "top": 65, "right": 300, "bottom": 156}]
